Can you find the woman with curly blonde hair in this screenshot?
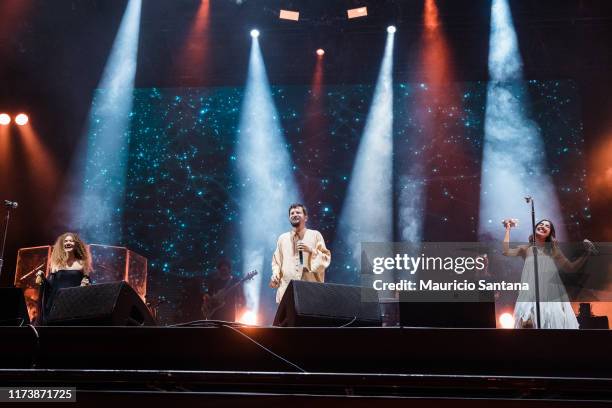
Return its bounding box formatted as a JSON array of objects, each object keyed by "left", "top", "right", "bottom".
[{"left": 36, "top": 232, "right": 93, "bottom": 324}]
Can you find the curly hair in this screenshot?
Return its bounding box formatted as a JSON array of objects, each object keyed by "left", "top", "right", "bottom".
[{"left": 50, "top": 232, "right": 92, "bottom": 274}]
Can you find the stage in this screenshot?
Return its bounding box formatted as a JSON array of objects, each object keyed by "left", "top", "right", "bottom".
[
  {"left": 2, "top": 325, "right": 612, "bottom": 405},
  {"left": 2, "top": 0, "right": 612, "bottom": 405}
]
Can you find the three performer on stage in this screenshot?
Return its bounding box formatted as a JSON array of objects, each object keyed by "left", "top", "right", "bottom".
[{"left": 33, "top": 203, "right": 599, "bottom": 329}]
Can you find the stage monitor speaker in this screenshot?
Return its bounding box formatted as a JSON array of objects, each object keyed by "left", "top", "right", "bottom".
[
  {"left": 577, "top": 303, "right": 610, "bottom": 329},
  {"left": 0, "top": 287, "right": 30, "bottom": 326},
  {"left": 579, "top": 316, "right": 609, "bottom": 329},
  {"left": 47, "top": 282, "right": 155, "bottom": 326},
  {"left": 273, "top": 280, "right": 381, "bottom": 327},
  {"left": 399, "top": 300, "right": 496, "bottom": 328}
]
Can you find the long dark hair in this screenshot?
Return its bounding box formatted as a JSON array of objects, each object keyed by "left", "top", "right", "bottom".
[{"left": 528, "top": 219, "right": 557, "bottom": 254}]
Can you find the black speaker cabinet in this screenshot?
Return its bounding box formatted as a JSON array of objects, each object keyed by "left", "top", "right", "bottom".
[
  {"left": 273, "top": 280, "right": 381, "bottom": 327},
  {"left": 578, "top": 315, "right": 609, "bottom": 329},
  {"left": 47, "top": 282, "right": 155, "bottom": 326},
  {"left": 0, "top": 287, "right": 30, "bottom": 326}
]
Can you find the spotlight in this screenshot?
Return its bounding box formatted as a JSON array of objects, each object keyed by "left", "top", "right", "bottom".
[
  {"left": 15, "top": 113, "right": 29, "bottom": 126},
  {"left": 499, "top": 312, "right": 515, "bottom": 329},
  {"left": 387, "top": 25, "right": 396, "bottom": 33},
  {"left": 316, "top": 48, "right": 325, "bottom": 56},
  {"left": 237, "top": 310, "right": 258, "bottom": 325},
  {"left": 347, "top": 6, "right": 368, "bottom": 19},
  {"left": 0, "top": 113, "right": 10, "bottom": 126},
  {"left": 279, "top": 9, "right": 299, "bottom": 21},
  {"left": 250, "top": 29, "right": 260, "bottom": 38}
]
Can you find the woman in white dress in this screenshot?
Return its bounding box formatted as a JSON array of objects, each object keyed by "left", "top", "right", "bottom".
[{"left": 503, "top": 219, "right": 594, "bottom": 329}]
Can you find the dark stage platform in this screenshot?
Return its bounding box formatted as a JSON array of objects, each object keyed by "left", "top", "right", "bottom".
[{"left": 2, "top": 325, "right": 612, "bottom": 405}]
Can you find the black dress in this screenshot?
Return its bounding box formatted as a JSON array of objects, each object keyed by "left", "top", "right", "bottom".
[{"left": 37, "top": 270, "right": 84, "bottom": 325}]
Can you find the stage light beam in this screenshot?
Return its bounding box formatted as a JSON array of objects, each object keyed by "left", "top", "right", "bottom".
[
  {"left": 387, "top": 25, "right": 396, "bottom": 34},
  {"left": 337, "top": 27, "right": 395, "bottom": 279},
  {"left": 174, "top": 0, "right": 210, "bottom": 82},
  {"left": 17, "top": 122, "right": 60, "bottom": 198},
  {"left": 479, "top": 0, "right": 564, "bottom": 241},
  {"left": 237, "top": 34, "right": 300, "bottom": 323},
  {"left": 398, "top": 0, "right": 458, "bottom": 243},
  {"left": 72, "top": 0, "right": 142, "bottom": 244},
  {"left": 316, "top": 48, "right": 325, "bottom": 56},
  {"left": 0, "top": 114, "right": 10, "bottom": 126},
  {"left": 250, "top": 29, "right": 260, "bottom": 38},
  {"left": 424, "top": 0, "right": 440, "bottom": 30}
]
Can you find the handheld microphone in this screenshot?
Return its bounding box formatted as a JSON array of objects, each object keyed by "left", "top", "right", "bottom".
[
  {"left": 297, "top": 240, "right": 304, "bottom": 265},
  {"left": 3, "top": 200, "right": 18, "bottom": 209},
  {"left": 583, "top": 239, "right": 599, "bottom": 256}
]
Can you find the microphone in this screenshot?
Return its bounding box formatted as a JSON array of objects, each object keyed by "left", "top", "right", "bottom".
[
  {"left": 583, "top": 239, "right": 599, "bottom": 255},
  {"left": 3, "top": 200, "right": 18, "bottom": 209},
  {"left": 298, "top": 240, "right": 304, "bottom": 266}
]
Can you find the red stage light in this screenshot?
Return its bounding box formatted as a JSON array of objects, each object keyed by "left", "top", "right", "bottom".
[
  {"left": 316, "top": 48, "right": 325, "bottom": 56},
  {"left": 15, "top": 113, "right": 29, "bottom": 126},
  {"left": 0, "top": 113, "right": 10, "bottom": 126},
  {"left": 425, "top": 0, "right": 440, "bottom": 30},
  {"left": 175, "top": 0, "right": 210, "bottom": 80}
]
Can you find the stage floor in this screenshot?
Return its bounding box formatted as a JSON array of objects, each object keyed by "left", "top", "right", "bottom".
[{"left": 2, "top": 325, "right": 612, "bottom": 405}]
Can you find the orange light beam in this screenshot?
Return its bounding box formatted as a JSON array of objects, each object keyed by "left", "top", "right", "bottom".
[
  {"left": 298, "top": 54, "right": 329, "bottom": 204},
  {"left": 408, "top": 0, "right": 475, "bottom": 241},
  {"left": 16, "top": 123, "right": 60, "bottom": 197},
  {"left": 422, "top": 0, "right": 452, "bottom": 88},
  {"left": 588, "top": 135, "right": 612, "bottom": 202},
  {"left": 175, "top": 0, "right": 211, "bottom": 83},
  {"left": 0, "top": 1, "right": 34, "bottom": 51},
  {"left": 311, "top": 54, "right": 324, "bottom": 99},
  {"left": 0, "top": 126, "right": 13, "bottom": 193},
  {"left": 424, "top": 0, "right": 440, "bottom": 30}
]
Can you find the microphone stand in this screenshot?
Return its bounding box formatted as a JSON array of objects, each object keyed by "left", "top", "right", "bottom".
[
  {"left": 0, "top": 204, "right": 14, "bottom": 283},
  {"left": 526, "top": 197, "right": 542, "bottom": 329}
]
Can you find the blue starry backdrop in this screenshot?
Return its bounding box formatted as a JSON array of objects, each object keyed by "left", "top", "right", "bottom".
[{"left": 84, "top": 80, "right": 587, "bottom": 324}]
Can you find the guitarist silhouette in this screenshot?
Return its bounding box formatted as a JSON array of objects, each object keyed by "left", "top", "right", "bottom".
[{"left": 203, "top": 258, "right": 247, "bottom": 321}]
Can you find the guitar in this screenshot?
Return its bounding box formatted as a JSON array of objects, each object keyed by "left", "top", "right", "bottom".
[{"left": 202, "top": 270, "right": 258, "bottom": 319}]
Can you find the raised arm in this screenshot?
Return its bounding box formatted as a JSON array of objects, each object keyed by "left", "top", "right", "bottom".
[
  {"left": 552, "top": 244, "right": 591, "bottom": 273},
  {"left": 502, "top": 222, "right": 525, "bottom": 257}
]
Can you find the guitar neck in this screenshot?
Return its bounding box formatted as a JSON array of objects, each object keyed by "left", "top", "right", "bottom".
[{"left": 215, "top": 276, "right": 248, "bottom": 297}]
